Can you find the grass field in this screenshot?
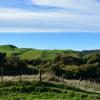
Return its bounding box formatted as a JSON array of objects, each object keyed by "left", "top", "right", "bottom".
[
  {"left": 0, "top": 81, "right": 100, "bottom": 100},
  {"left": 0, "top": 45, "right": 79, "bottom": 60}
]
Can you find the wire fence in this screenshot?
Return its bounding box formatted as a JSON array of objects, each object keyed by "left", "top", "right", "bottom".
[{"left": 0, "top": 68, "right": 100, "bottom": 94}]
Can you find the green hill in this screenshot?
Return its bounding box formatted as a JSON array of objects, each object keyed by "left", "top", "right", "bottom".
[
  {"left": 0, "top": 44, "right": 100, "bottom": 61},
  {"left": 0, "top": 45, "right": 79, "bottom": 60},
  {"left": 20, "top": 49, "right": 43, "bottom": 60},
  {"left": 0, "top": 45, "right": 17, "bottom": 51},
  {"left": 0, "top": 45, "right": 31, "bottom": 57}
]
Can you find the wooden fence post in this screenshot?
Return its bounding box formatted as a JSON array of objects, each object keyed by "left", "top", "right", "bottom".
[
  {"left": 61, "top": 73, "right": 64, "bottom": 85},
  {"left": 77, "top": 77, "right": 81, "bottom": 89},
  {"left": 93, "top": 80, "right": 96, "bottom": 100},
  {"left": 19, "top": 69, "right": 22, "bottom": 82},
  {"left": 39, "top": 69, "right": 42, "bottom": 82},
  {"left": 93, "top": 80, "right": 96, "bottom": 93},
  {"left": 93, "top": 80, "right": 95, "bottom": 91}
]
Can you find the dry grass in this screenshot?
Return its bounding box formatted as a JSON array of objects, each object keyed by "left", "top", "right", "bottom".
[{"left": 0, "top": 74, "right": 100, "bottom": 93}]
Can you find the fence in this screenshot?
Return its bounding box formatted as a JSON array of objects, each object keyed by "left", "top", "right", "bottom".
[
  {"left": 0, "top": 68, "right": 59, "bottom": 82},
  {"left": 0, "top": 68, "right": 100, "bottom": 94}
]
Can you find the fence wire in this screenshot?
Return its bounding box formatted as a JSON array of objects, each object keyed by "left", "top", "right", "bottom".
[{"left": 0, "top": 68, "right": 100, "bottom": 94}]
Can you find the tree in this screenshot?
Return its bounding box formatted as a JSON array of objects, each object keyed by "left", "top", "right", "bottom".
[
  {"left": 0, "top": 52, "right": 6, "bottom": 67},
  {"left": 0, "top": 52, "right": 6, "bottom": 82},
  {"left": 79, "top": 63, "right": 99, "bottom": 80},
  {"left": 4, "top": 56, "right": 29, "bottom": 75},
  {"left": 87, "top": 53, "right": 100, "bottom": 64}
]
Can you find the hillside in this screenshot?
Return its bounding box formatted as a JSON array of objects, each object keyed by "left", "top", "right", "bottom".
[
  {"left": 0, "top": 45, "right": 81, "bottom": 60},
  {"left": 0, "top": 44, "right": 100, "bottom": 61}
]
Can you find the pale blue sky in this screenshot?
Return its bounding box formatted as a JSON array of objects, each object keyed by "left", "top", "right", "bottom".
[
  {"left": 0, "top": 33, "right": 100, "bottom": 50},
  {"left": 0, "top": 0, "right": 100, "bottom": 32}
]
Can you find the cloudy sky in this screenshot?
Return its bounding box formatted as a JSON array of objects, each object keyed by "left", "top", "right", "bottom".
[{"left": 0, "top": 0, "right": 100, "bottom": 32}]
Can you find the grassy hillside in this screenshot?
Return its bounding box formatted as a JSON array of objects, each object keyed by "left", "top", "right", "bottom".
[
  {"left": 0, "top": 44, "right": 100, "bottom": 61},
  {"left": 0, "top": 45, "right": 34, "bottom": 58},
  {"left": 0, "top": 45, "right": 17, "bottom": 51},
  {"left": 0, "top": 45, "right": 80, "bottom": 60},
  {"left": 20, "top": 49, "right": 43, "bottom": 60}
]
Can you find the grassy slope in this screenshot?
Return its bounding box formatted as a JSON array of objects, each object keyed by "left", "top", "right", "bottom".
[
  {"left": 20, "top": 49, "right": 43, "bottom": 60},
  {"left": 0, "top": 44, "right": 100, "bottom": 61},
  {"left": 0, "top": 45, "right": 80, "bottom": 60},
  {"left": 0, "top": 81, "right": 100, "bottom": 100}
]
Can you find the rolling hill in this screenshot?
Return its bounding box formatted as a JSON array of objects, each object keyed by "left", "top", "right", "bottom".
[{"left": 0, "top": 44, "right": 100, "bottom": 61}]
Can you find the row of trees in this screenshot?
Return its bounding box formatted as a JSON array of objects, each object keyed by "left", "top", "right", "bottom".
[
  {"left": 0, "top": 53, "right": 38, "bottom": 75},
  {"left": 28, "top": 53, "right": 100, "bottom": 81}
]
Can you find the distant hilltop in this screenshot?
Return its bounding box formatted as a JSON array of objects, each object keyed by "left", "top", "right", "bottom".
[
  {"left": 0, "top": 44, "right": 17, "bottom": 50},
  {"left": 0, "top": 44, "right": 100, "bottom": 61}
]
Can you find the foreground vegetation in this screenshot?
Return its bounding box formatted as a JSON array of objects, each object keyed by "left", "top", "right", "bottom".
[{"left": 0, "top": 81, "right": 100, "bottom": 100}]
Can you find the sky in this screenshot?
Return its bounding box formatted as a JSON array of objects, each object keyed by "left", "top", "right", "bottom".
[
  {"left": 0, "top": 0, "right": 100, "bottom": 32},
  {"left": 0, "top": 0, "right": 100, "bottom": 50},
  {"left": 0, "top": 33, "right": 100, "bottom": 50}
]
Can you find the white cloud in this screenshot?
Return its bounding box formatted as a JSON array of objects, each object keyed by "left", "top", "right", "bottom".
[
  {"left": 0, "top": 7, "right": 100, "bottom": 32},
  {"left": 0, "top": 27, "right": 100, "bottom": 33},
  {"left": 0, "top": 27, "right": 68, "bottom": 33},
  {"left": 32, "top": 0, "right": 84, "bottom": 9},
  {"left": 32, "top": 0, "right": 100, "bottom": 14},
  {"left": 0, "top": 8, "right": 36, "bottom": 19},
  {"left": 0, "top": 0, "right": 100, "bottom": 32}
]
